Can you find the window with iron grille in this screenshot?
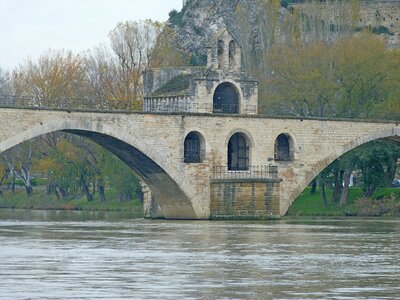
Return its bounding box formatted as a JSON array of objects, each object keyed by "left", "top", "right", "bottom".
[
  {"left": 184, "top": 132, "right": 202, "bottom": 163},
  {"left": 228, "top": 133, "right": 249, "bottom": 170},
  {"left": 274, "top": 134, "right": 292, "bottom": 161},
  {"left": 213, "top": 82, "right": 239, "bottom": 114}
]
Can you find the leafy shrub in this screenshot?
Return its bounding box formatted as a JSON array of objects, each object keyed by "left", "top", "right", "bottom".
[
  {"left": 372, "top": 25, "right": 394, "bottom": 36},
  {"left": 355, "top": 25, "right": 394, "bottom": 36},
  {"left": 355, "top": 194, "right": 400, "bottom": 217},
  {"left": 30, "top": 178, "right": 47, "bottom": 186}
]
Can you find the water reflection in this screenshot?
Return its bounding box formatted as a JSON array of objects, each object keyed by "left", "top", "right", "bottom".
[{"left": 0, "top": 209, "right": 399, "bottom": 299}]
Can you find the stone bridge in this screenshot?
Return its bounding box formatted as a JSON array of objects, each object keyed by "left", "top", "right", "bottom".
[{"left": 0, "top": 107, "right": 399, "bottom": 219}]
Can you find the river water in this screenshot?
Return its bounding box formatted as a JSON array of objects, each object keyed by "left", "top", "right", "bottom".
[{"left": 0, "top": 209, "right": 399, "bottom": 299}]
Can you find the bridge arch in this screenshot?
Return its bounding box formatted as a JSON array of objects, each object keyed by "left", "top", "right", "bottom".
[
  {"left": 0, "top": 119, "right": 198, "bottom": 219},
  {"left": 283, "top": 126, "right": 400, "bottom": 214}
]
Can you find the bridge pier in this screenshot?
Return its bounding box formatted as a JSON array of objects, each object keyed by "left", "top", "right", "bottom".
[
  {"left": 210, "top": 178, "right": 281, "bottom": 220},
  {"left": 141, "top": 182, "right": 164, "bottom": 219},
  {"left": 142, "top": 177, "right": 282, "bottom": 220}
]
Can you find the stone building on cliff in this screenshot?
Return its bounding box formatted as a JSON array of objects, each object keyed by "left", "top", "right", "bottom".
[{"left": 143, "top": 28, "right": 258, "bottom": 115}]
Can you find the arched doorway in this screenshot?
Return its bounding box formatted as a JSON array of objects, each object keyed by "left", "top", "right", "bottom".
[
  {"left": 228, "top": 133, "right": 249, "bottom": 170},
  {"left": 184, "top": 131, "right": 204, "bottom": 163},
  {"left": 213, "top": 82, "right": 239, "bottom": 114},
  {"left": 274, "top": 133, "right": 293, "bottom": 161}
]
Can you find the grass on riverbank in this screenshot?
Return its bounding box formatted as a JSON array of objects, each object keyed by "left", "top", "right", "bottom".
[
  {"left": 286, "top": 187, "right": 400, "bottom": 217},
  {"left": 0, "top": 189, "right": 143, "bottom": 216}
]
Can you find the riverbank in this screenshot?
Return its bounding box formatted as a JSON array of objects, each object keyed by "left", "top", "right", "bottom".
[
  {"left": 286, "top": 187, "right": 400, "bottom": 217},
  {"left": 1, "top": 187, "right": 399, "bottom": 218},
  {"left": 0, "top": 190, "right": 143, "bottom": 216}
]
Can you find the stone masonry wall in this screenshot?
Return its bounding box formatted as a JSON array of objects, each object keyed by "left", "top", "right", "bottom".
[
  {"left": 0, "top": 108, "right": 399, "bottom": 219},
  {"left": 210, "top": 179, "right": 281, "bottom": 219}
]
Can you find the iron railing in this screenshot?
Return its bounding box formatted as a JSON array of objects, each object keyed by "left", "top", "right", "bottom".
[
  {"left": 213, "top": 104, "right": 258, "bottom": 115},
  {"left": 212, "top": 165, "right": 279, "bottom": 180}
]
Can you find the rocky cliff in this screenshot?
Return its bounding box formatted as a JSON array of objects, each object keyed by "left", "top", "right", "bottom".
[{"left": 168, "top": 0, "right": 400, "bottom": 60}]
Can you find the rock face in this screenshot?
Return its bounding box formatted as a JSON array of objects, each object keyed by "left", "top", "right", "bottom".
[
  {"left": 169, "top": 0, "right": 258, "bottom": 58},
  {"left": 169, "top": 0, "right": 400, "bottom": 57},
  {"left": 359, "top": 0, "right": 400, "bottom": 48}
]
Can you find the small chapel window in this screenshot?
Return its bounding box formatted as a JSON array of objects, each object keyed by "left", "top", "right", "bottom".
[
  {"left": 184, "top": 132, "right": 204, "bottom": 163},
  {"left": 274, "top": 133, "right": 294, "bottom": 162},
  {"left": 218, "top": 40, "right": 224, "bottom": 69},
  {"left": 229, "top": 40, "right": 236, "bottom": 70}
]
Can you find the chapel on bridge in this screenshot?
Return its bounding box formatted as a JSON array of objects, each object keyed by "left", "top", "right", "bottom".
[{"left": 143, "top": 28, "right": 259, "bottom": 115}]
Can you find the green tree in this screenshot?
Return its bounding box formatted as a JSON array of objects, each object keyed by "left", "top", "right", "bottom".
[
  {"left": 266, "top": 33, "right": 400, "bottom": 117},
  {"left": 103, "top": 154, "right": 141, "bottom": 202},
  {"left": 333, "top": 33, "right": 400, "bottom": 118},
  {"left": 266, "top": 41, "right": 337, "bottom": 116},
  {"left": 354, "top": 141, "right": 400, "bottom": 197}
]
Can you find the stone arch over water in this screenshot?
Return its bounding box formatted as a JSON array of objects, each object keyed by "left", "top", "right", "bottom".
[
  {"left": 0, "top": 119, "right": 197, "bottom": 219},
  {"left": 283, "top": 127, "right": 400, "bottom": 214}
]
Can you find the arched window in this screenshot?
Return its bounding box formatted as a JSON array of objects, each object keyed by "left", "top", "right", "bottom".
[
  {"left": 218, "top": 40, "right": 224, "bottom": 69},
  {"left": 229, "top": 40, "right": 236, "bottom": 70},
  {"left": 228, "top": 133, "right": 249, "bottom": 170},
  {"left": 274, "top": 133, "right": 293, "bottom": 161},
  {"left": 213, "top": 82, "right": 239, "bottom": 114},
  {"left": 184, "top": 132, "right": 204, "bottom": 163}
]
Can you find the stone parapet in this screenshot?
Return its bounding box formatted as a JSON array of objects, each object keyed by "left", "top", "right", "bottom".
[{"left": 143, "top": 96, "right": 200, "bottom": 113}]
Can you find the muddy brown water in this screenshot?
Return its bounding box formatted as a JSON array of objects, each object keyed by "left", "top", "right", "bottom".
[{"left": 0, "top": 209, "right": 399, "bottom": 299}]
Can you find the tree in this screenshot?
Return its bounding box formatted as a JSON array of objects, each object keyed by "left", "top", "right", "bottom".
[
  {"left": 108, "top": 20, "right": 158, "bottom": 107},
  {"left": 85, "top": 20, "right": 185, "bottom": 110},
  {"left": 315, "top": 140, "right": 400, "bottom": 207},
  {"left": 0, "top": 68, "right": 12, "bottom": 96},
  {"left": 1, "top": 142, "right": 35, "bottom": 197},
  {"left": 104, "top": 154, "right": 141, "bottom": 202},
  {"left": 266, "top": 33, "right": 400, "bottom": 117},
  {"left": 46, "top": 136, "right": 97, "bottom": 201},
  {"left": 12, "top": 49, "right": 85, "bottom": 107},
  {"left": 333, "top": 33, "right": 400, "bottom": 118},
  {"left": 0, "top": 163, "right": 10, "bottom": 197},
  {"left": 354, "top": 141, "right": 400, "bottom": 197},
  {"left": 266, "top": 40, "right": 338, "bottom": 116}
]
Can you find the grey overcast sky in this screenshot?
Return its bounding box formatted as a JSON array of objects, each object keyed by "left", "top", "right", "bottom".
[{"left": 0, "top": 0, "right": 183, "bottom": 70}]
